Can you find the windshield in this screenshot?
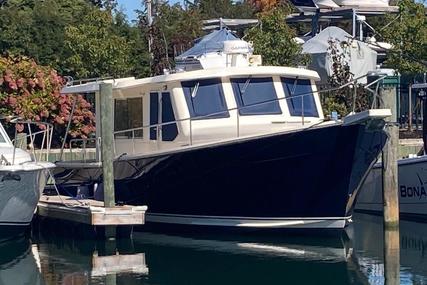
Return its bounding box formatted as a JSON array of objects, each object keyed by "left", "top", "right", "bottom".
[
  {"left": 182, "top": 78, "right": 229, "bottom": 119},
  {"left": 231, "top": 77, "right": 282, "bottom": 115},
  {"left": 281, "top": 78, "right": 319, "bottom": 117}
]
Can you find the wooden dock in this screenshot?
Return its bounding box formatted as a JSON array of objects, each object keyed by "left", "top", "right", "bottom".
[{"left": 37, "top": 195, "right": 147, "bottom": 226}]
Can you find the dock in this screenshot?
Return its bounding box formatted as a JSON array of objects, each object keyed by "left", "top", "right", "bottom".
[
  {"left": 37, "top": 195, "right": 147, "bottom": 226},
  {"left": 34, "top": 83, "right": 146, "bottom": 239},
  {"left": 36, "top": 194, "right": 147, "bottom": 239}
]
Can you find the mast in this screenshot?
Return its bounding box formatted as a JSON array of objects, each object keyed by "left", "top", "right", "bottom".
[{"left": 146, "top": 0, "right": 154, "bottom": 74}]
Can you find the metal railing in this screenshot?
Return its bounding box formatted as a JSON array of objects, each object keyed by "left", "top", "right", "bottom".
[
  {"left": 61, "top": 73, "right": 382, "bottom": 161},
  {"left": 9, "top": 120, "right": 54, "bottom": 165},
  {"left": 67, "top": 137, "right": 99, "bottom": 163}
]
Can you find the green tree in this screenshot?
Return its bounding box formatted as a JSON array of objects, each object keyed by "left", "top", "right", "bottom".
[
  {"left": 245, "top": 5, "right": 308, "bottom": 67},
  {"left": 139, "top": 2, "right": 203, "bottom": 75},
  {"left": 381, "top": 0, "right": 427, "bottom": 74},
  {"left": 195, "top": 0, "right": 254, "bottom": 19},
  {"left": 113, "top": 10, "right": 151, "bottom": 78},
  {"left": 64, "top": 9, "right": 133, "bottom": 78},
  {"left": 0, "top": 0, "right": 94, "bottom": 72}
]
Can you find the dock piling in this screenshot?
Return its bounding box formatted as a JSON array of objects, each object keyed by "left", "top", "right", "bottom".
[
  {"left": 382, "top": 123, "right": 400, "bottom": 229},
  {"left": 100, "top": 83, "right": 117, "bottom": 239},
  {"left": 100, "top": 83, "right": 116, "bottom": 208}
]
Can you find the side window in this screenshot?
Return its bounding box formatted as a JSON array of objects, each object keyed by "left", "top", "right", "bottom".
[
  {"left": 281, "top": 78, "right": 319, "bottom": 117},
  {"left": 150, "top": 92, "right": 159, "bottom": 140},
  {"left": 128, "top": 97, "right": 143, "bottom": 137},
  {"left": 161, "top": 92, "right": 178, "bottom": 141},
  {"left": 182, "top": 78, "right": 229, "bottom": 119},
  {"left": 231, "top": 77, "right": 282, "bottom": 115},
  {"left": 114, "top": 99, "right": 128, "bottom": 137},
  {"left": 114, "top": 97, "right": 143, "bottom": 138}
]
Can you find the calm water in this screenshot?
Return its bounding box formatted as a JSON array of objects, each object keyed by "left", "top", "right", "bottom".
[{"left": 1, "top": 213, "right": 427, "bottom": 285}]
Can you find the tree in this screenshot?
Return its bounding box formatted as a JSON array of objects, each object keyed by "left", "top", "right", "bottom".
[
  {"left": 0, "top": 0, "right": 95, "bottom": 72},
  {"left": 195, "top": 0, "right": 254, "bottom": 19},
  {"left": 0, "top": 0, "right": 145, "bottom": 79},
  {"left": 64, "top": 9, "right": 133, "bottom": 78},
  {"left": 381, "top": 0, "right": 427, "bottom": 74},
  {"left": 0, "top": 54, "right": 95, "bottom": 146},
  {"left": 321, "top": 38, "right": 370, "bottom": 117},
  {"left": 247, "top": 0, "right": 281, "bottom": 13},
  {"left": 245, "top": 5, "right": 308, "bottom": 67},
  {"left": 114, "top": 10, "right": 151, "bottom": 78},
  {"left": 139, "top": 2, "right": 203, "bottom": 75}
]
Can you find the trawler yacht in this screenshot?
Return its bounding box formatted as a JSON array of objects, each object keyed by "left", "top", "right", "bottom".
[{"left": 56, "top": 31, "right": 390, "bottom": 230}]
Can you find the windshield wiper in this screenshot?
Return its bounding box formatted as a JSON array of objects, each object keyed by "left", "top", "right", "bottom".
[
  {"left": 290, "top": 78, "right": 298, "bottom": 95},
  {"left": 191, "top": 82, "right": 200, "bottom": 98},
  {"left": 241, "top": 77, "right": 252, "bottom": 94}
]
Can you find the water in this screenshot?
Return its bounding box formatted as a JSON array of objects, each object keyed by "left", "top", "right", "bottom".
[{"left": 1, "top": 213, "right": 427, "bottom": 285}]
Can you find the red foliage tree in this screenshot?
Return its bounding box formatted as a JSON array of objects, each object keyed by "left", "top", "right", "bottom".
[{"left": 0, "top": 54, "right": 95, "bottom": 146}]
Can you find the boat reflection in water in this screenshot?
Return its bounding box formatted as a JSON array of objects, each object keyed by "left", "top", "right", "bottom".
[
  {"left": 348, "top": 213, "right": 427, "bottom": 284},
  {"left": 0, "top": 238, "right": 44, "bottom": 285},
  {"left": 3, "top": 213, "right": 427, "bottom": 285},
  {"left": 132, "top": 231, "right": 370, "bottom": 285}
]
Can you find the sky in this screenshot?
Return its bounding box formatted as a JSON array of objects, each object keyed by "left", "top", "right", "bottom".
[{"left": 116, "top": 0, "right": 182, "bottom": 22}]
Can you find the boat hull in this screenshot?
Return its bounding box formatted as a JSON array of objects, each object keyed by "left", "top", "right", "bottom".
[
  {"left": 111, "top": 122, "right": 386, "bottom": 229},
  {"left": 356, "top": 155, "right": 427, "bottom": 221},
  {"left": 0, "top": 166, "right": 50, "bottom": 241}
]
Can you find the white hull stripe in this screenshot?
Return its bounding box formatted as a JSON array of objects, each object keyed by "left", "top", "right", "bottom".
[{"left": 146, "top": 213, "right": 351, "bottom": 229}]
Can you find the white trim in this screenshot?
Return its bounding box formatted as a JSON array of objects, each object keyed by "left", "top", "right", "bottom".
[
  {"left": 146, "top": 213, "right": 350, "bottom": 229},
  {"left": 61, "top": 67, "right": 320, "bottom": 94}
]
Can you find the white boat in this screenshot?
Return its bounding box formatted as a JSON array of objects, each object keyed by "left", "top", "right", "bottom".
[
  {"left": 357, "top": 83, "right": 427, "bottom": 221},
  {"left": 288, "top": 0, "right": 389, "bottom": 11},
  {"left": 55, "top": 30, "right": 390, "bottom": 230},
  {"left": 332, "top": 0, "right": 389, "bottom": 7},
  {"left": 356, "top": 154, "right": 427, "bottom": 221},
  {"left": 0, "top": 120, "right": 54, "bottom": 241}
]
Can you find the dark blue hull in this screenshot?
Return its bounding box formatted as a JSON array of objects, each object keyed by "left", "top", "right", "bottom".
[{"left": 112, "top": 123, "right": 386, "bottom": 229}]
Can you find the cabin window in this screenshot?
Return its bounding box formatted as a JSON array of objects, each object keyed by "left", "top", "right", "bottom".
[
  {"left": 114, "top": 97, "right": 143, "bottom": 138},
  {"left": 231, "top": 77, "right": 282, "bottom": 115},
  {"left": 150, "top": 92, "right": 178, "bottom": 141},
  {"left": 281, "top": 78, "right": 319, "bottom": 117},
  {"left": 182, "top": 78, "right": 229, "bottom": 119},
  {"left": 150, "top": 92, "right": 158, "bottom": 140}
]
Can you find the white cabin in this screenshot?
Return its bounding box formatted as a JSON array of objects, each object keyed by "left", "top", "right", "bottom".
[{"left": 63, "top": 66, "right": 324, "bottom": 158}]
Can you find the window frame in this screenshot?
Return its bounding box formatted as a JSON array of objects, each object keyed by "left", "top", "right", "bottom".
[
  {"left": 230, "top": 77, "right": 282, "bottom": 116},
  {"left": 281, "top": 77, "right": 319, "bottom": 118},
  {"left": 114, "top": 97, "right": 143, "bottom": 138},
  {"left": 181, "top": 78, "right": 230, "bottom": 120}
]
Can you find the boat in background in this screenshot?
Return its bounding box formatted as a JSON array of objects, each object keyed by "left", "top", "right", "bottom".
[
  {"left": 288, "top": 0, "right": 390, "bottom": 11},
  {"left": 0, "top": 119, "right": 55, "bottom": 241},
  {"left": 356, "top": 156, "right": 427, "bottom": 221},
  {"left": 55, "top": 29, "right": 390, "bottom": 230},
  {"left": 356, "top": 83, "right": 427, "bottom": 221}
]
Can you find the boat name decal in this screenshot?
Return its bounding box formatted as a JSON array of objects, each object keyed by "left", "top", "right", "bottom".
[{"left": 400, "top": 185, "right": 427, "bottom": 200}]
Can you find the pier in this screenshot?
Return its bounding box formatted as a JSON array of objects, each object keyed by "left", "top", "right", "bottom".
[
  {"left": 36, "top": 83, "right": 147, "bottom": 239},
  {"left": 37, "top": 195, "right": 147, "bottom": 227}
]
